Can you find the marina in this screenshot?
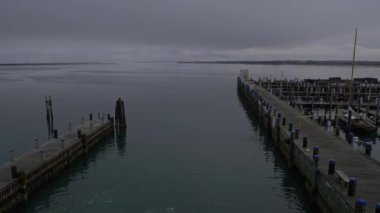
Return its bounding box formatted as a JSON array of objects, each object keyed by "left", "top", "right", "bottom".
[
  {"left": 257, "top": 77, "right": 380, "bottom": 134},
  {"left": 238, "top": 70, "right": 380, "bottom": 212}
]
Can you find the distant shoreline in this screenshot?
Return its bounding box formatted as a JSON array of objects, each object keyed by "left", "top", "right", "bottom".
[
  {"left": 177, "top": 60, "right": 380, "bottom": 66},
  {"left": 0, "top": 62, "right": 114, "bottom": 66}
]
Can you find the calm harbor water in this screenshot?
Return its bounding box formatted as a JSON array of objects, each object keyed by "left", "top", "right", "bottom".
[{"left": 1, "top": 63, "right": 380, "bottom": 212}]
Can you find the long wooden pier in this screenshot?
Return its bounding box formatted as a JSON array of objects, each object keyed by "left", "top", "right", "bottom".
[
  {"left": 238, "top": 71, "right": 380, "bottom": 213},
  {"left": 0, "top": 98, "right": 127, "bottom": 212}
]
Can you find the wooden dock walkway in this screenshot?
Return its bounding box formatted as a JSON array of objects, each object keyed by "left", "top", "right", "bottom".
[
  {"left": 0, "top": 118, "right": 114, "bottom": 212},
  {"left": 238, "top": 72, "right": 380, "bottom": 213},
  {"left": 0, "top": 98, "right": 127, "bottom": 212},
  {"left": 0, "top": 119, "right": 108, "bottom": 187}
]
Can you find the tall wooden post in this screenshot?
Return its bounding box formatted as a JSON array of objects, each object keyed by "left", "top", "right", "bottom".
[
  {"left": 45, "top": 95, "right": 54, "bottom": 138},
  {"left": 115, "top": 98, "right": 127, "bottom": 130}
]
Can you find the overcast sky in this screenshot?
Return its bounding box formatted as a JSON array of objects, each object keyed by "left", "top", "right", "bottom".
[{"left": 1, "top": 0, "right": 379, "bottom": 62}]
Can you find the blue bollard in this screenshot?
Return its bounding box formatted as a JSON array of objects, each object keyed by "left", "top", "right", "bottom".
[
  {"left": 303, "top": 136, "right": 308, "bottom": 148},
  {"left": 328, "top": 159, "right": 336, "bottom": 175},
  {"left": 347, "top": 132, "right": 354, "bottom": 144},
  {"left": 376, "top": 203, "right": 380, "bottom": 213},
  {"left": 295, "top": 128, "right": 300, "bottom": 139},
  {"left": 365, "top": 144, "right": 372, "bottom": 156},
  {"left": 313, "top": 155, "right": 319, "bottom": 165},
  {"left": 288, "top": 123, "right": 293, "bottom": 132},
  {"left": 355, "top": 199, "right": 367, "bottom": 213},
  {"left": 348, "top": 177, "right": 357, "bottom": 196},
  {"left": 313, "top": 146, "right": 319, "bottom": 155}
]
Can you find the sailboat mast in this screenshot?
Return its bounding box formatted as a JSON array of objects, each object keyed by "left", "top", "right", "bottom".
[{"left": 348, "top": 28, "right": 358, "bottom": 106}]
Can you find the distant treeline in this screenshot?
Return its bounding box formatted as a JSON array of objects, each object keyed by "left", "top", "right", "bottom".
[
  {"left": 0, "top": 62, "right": 113, "bottom": 66},
  {"left": 178, "top": 60, "right": 380, "bottom": 66}
]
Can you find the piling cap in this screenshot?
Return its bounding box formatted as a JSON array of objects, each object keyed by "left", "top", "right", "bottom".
[
  {"left": 349, "top": 177, "right": 357, "bottom": 183},
  {"left": 313, "top": 155, "right": 320, "bottom": 160},
  {"left": 295, "top": 128, "right": 299, "bottom": 131},
  {"left": 313, "top": 146, "right": 319, "bottom": 150},
  {"left": 356, "top": 199, "right": 367, "bottom": 205},
  {"left": 329, "top": 159, "right": 336, "bottom": 164}
]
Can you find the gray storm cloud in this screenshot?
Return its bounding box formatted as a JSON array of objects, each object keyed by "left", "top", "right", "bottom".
[{"left": 0, "top": 0, "right": 379, "bottom": 62}]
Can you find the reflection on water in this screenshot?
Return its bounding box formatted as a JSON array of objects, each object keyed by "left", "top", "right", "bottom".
[
  {"left": 237, "top": 90, "right": 317, "bottom": 212},
  {"left": 11, "top": 130, "right": 126, "bottom": 213},
  {"left": 116, "top": 129, "right": 127, "bottom": 156}
]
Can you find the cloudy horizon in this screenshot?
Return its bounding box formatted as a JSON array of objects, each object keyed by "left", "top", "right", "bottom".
[{"left": 1, "top": 0, "right": 380, "bottom": 63}]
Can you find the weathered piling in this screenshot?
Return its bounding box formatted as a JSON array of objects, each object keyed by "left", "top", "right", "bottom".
[
  {"left": 45, "top": 95, "right": 54, "bottom": 138},
  {"left": 115, "top": 98, "right": 127, "bottom": 130}
]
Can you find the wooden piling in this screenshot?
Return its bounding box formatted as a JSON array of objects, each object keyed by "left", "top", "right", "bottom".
[{"left": 115, "top": 98, "right": 127, "bottom": 129}]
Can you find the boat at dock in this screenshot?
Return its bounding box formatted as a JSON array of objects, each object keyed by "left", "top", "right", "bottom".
[
  {"left": 338, "top": 109, "right": 377, "bottom": 133},
  {"left": 336, "top": 28, "right": 378, "bottom": 133}
]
